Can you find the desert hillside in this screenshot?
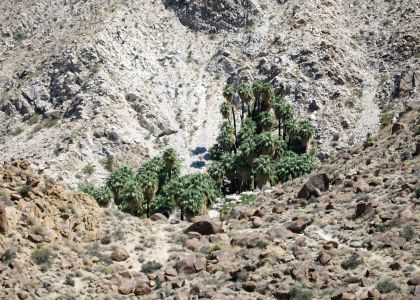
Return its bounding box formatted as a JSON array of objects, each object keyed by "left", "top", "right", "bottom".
[{"left": 0, "top": 0, "right": 419, "bottom": 299}]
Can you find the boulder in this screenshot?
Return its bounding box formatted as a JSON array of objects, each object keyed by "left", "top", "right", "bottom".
[
  {"left": 297, "top": 173, "right": 329, "bottom": 199},
  {"left": 150, "top": 213, "right": 168, "bottom": 222},
  {"left": 184, "top": 220, "right": 222, "bottom": 235},
  {"left": 176, "top": 257, "right": 206, "bottom": 275},
  {"left": 133, "top": 282, "right": 152, "bottom": 296},
  {"left": 111, "top": 247, "right": 129, "bottom": 261}
]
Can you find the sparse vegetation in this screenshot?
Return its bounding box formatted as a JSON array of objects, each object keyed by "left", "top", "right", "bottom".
[
  {"left": 376, "top": 278, "right": 399, "bottom": 294},
  {"left": 31, "top": 247, "right": 50, "bottom": 265},
  {"left": 290, "top": 284, "right": 313, "bottom": 300},
  {"left": 380, "top": 113, "right": 393, "bottom": 128},
  {"left": 82, "top": 163, "right": 96, "bottom": 175},
  {"left": 19, "top": 185, "right": 32, "bottom": 197},
  {"left": 141, "top": 260, "right": 162, "bottom": 274},
  {"left": 400, "top": 225, "right": 415, "bottom": 241},
  {"left": 341, "top": 253, "right": 363, "bottom": 270},
  {"left": 14, "top": 126, "right": 24, "bottom": 135}
]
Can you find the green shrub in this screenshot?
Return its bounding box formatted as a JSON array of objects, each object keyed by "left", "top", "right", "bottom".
[
  {"left": 31, "top": 247, "right": 50, "bottom": 265},
  {"left": 256, "top": 240, "right": 269, "bottom": 249},
  {"left": 141, "top": 260, "right": 162, "bottom": 274},
  {"left": 400, "top": 225, "right": 415, "bottom": 241},
  {"left": 28, "top": 114, "right": 40, "bottom": 125},
  {"left": 13, "top": 31, "right": 25, "bottom": 41},
  {"left": 341, "top": 253, "right": 363, "bottom": 270},
  {"left": 380, "top": 113, "right": 393, "bottom": 128},
  {"left": 64, "top": 275, "right": 75, "bottom": 286},
  {"left": 376, "top": 279, "right": 399, "bottom": 294},
  {"left": 290, "top": 284, "right": 313, "bottom": 300},
  {"left": 19, "top": 185, "right": 32, "bottom": 197},
  {"left": 82, "top": 163, "right": 95, "bottom": 175},
  {"left": 2, "top": 246, "right": 19, "bottom": 262},
  {"left": 14, "top": 127, "right": 24, "bottom": 135},
  {"left": 100, "top": 155, "right": 116, "bottom": 171}
]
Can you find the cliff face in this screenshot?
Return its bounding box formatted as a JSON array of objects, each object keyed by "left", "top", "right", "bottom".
[{"left": 0, "top": 0, "right": 419, "bottom": 189}]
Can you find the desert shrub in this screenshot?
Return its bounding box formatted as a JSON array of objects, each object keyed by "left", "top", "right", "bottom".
[
  {"left": 376, "top": 278, "right": 399, "bottom": 294},
  {"left": 101, "top": 235, "right": 112, "bottom": 245},
  {"left": 28, "top": 114, "right": 40, "bottom": 125},
  {"left": 100, "top": 155, "right": 116, "bottom": 171},
  {"left": 174, "top": 234, "right": 188, "bottom": 244},
  {"left": 2, "top": 246, "right": 19, "bottom": 262},
  {"left": 141, "top": 260, "right": 162, "bottom": 274},
  {"left": 380, "top": 113, "right": 393, "bottom": 128},
  {"left": 341, "top": 253, "right": 363, "bottom": 270},
  {"left": 82, "top": 163, "right": 95, "bottom": 175},
  {"left": 256, "top": 240, "right": 269, "bottom": 249},
  {"left": 31, "top": 247, "right": 50, "bottom": 265},
  {"left": 19, "top": 185, "right": 32, "bottom": 197},
  {"left": 400, "top": 225, "right": 415, "bottom": 241},
  {"left": 14, "top": 127, "right": 24, "bottom": 135},
  {"left": 64, "top": 275, "right": 75, "bottom": 286},
  {"left": 290, "top": 284, "right": 313, "bottom": 300}
]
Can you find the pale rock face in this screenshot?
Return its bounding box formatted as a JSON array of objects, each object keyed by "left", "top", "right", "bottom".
[{"left": 0, "top": 0, "right": 418, "bottom": 191}]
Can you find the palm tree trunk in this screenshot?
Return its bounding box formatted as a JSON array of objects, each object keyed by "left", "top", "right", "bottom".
[
  {"left": 146, "top": 200, "right": 150, "bottom": 218},
  {"left": 180, "top": 206, "right": 184, "bottom": 221},
  {"left": 231, "top": 106, "right": 238, "bottom": 150},
  {"left": 241, "top": 101, "right": 245, "bottom": 124}
]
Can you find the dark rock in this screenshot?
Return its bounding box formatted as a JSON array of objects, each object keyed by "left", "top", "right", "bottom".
[
  {"left": 297, "top": 173, "right": 329, "bottom": 199},
  {"left": 354, "top": 202, "right": 373, "bottom": 218},
  {"left": 177, "top": 257, "right": 206, "bottom": 275},
  {"left": 242, "top": 281, "right": 256, "bottom": 292},
  {"left": 133, "top": 282, "right": 151, "bottom": 296},
  {"left": 184, "top": 220, "right": 222, "bottom": 235},
  {"left": 150, "top": 213, "right": 168, "bottom": 222}
]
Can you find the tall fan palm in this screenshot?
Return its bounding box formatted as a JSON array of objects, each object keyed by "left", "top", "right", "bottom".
[
  {"left": 259, "top": 111, "right": 276, "bottom": 132},
  {"left": 207, "top": 161, "right": 225, "bottom": 187},
  {"left": 223, "top": 84, "right": 237, "bottom": 146},
  {"left": 139, "top": 171, "right": 158, "bottom": 217},
  {"left": 260, "top": 83, "right": 275, "bottom": 111},
  {"left": 220, "top": 101, "right": 232, "bottom": 120},
  {"left": 284, "top": 119, "right": 298, "bottom": 141},
  {"left": 252, "top": 155, "right": 275, "bottom": 189},
  {"left": 255, "top": 132, "right": 284, "bottom": 158},
  {"left": 273, "top": 97, "right": 294, "bottom": 137},
  {"left": 217, "top": 121, "right": 236, "bottom": 152},
  {"left": 162, "top": 148, "right": 178, "bottom": 180},
  {"left": 238, "top": 118, "right": 256, "bottom": 143},
  {"left": 239, "top": 137, "right": 256, "bottom": 164},
  {"left": 295, "top": 120, "right": 315, "bottom": 153},
  {"left": 107, "top": 166, "right": 134, "bottom": 205},
  {"left": 120, "top": 176, "right": 144, "bottom": 215},
  {"left": 236, "top": 155, "right": 253, "bottom": 192},
  {"left": 238, "top": 83, "right": 253, "bottom": 119}
]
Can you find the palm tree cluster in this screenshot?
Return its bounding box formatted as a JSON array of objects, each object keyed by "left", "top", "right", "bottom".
[
  {"left": 208, "top": 81, "right": 316, "bottom": 192},
  {"left": 83, "top": 148, "right": 219, "bottom": 220}
]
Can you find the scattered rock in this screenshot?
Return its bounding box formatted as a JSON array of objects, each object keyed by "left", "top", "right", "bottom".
[
  {"left": 184, "top": 220, "right": 222, "bottom": 235},
  {"left": 111, "top": 247, "right": 129, "bottom": 261},
  {"left": 297, "top": 173, "right": 330, "bottom": 199}
]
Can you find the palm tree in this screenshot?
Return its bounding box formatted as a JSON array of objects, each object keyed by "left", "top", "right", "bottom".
[
  {"left": 284, "top": 119, "right": 298, "bottom": 141},
  {"left": 295, "top": 120, "right": 315, "bottom": 153},
  {"left": 260, "top": 83, "right": 275, "bottom": 112},
  {"left": 252, "top": 81, "right": 264, "bottom": 117},
  {"left": 259, "top": 111, "right": 276, "bottom": 132},
  {"left": 221, "top": 152, "right": 238, "bottom": 193},
  {"left": 255, "top": 132, "right": 283, "bottom": 157},
  {"left": 238, "top": 118, "right": 256, "bottom": 143},
  {"left": 217, "top": 121, "right": 236, "bottom": 152},
  {"left": 139, "top": 171, "right": 158, "bottom": 217},
  {"left": 236, "top": 155, "right": 253, "bottom": 192},
  {"left": 162, "top": 148, "right": 178, "bottom": 180},
  {"left": 223, "top": 84, "right": 237, "bottom": 145},
  {"left": 239, "top": 137, "right": 256, "bottom": 164},
  {"left": 273, "top": 97, "right": 294, "bottom": 137},
  {"left": 120, "top": 176, "right": 144, "bottom": 215},
  {"left": 238, "top": 83, "right": 253, "bottom": 120},
  {"left": 208, "top": 161, "right": 225, "bottom": 187},
  {"left": 107, "top": 166, "right": 134, "bottom": 205},
  {"left": 252, "top": 155, "right": 275, "bottom": 189},
  {"left": 220, "top": 101, "right": 232, "bottom": 120}
]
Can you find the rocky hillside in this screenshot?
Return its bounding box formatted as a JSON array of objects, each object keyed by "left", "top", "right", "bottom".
[
  {"left": 0, "top": 106, "right": 418, "bottom": 298},
  {"left": 1, "top": 0, "right": 419, "bottom": 189}
]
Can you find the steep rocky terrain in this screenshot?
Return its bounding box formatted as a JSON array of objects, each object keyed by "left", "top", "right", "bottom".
[
  {"left": 1, "top": 0, "right": 419, "bottom": 188},
  {"left": 0, "top": 0, "right": 419, "bottom": 299},
  {"left": 0, "top": 102, "right": 418, "bottom": 299}
]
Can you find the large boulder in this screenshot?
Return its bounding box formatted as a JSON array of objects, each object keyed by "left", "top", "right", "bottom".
[
  {"left": 184, "top": 220, "right": 222, "bottom": 235},
  {"left": 111, "top": 247, "right": 129, "bottom": 261},
  {"left": 297, "top": 173, "right": 330, "bottom": 199},
  {"left": 177, "top": 257, "right": 206, "bottom": 275}
]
